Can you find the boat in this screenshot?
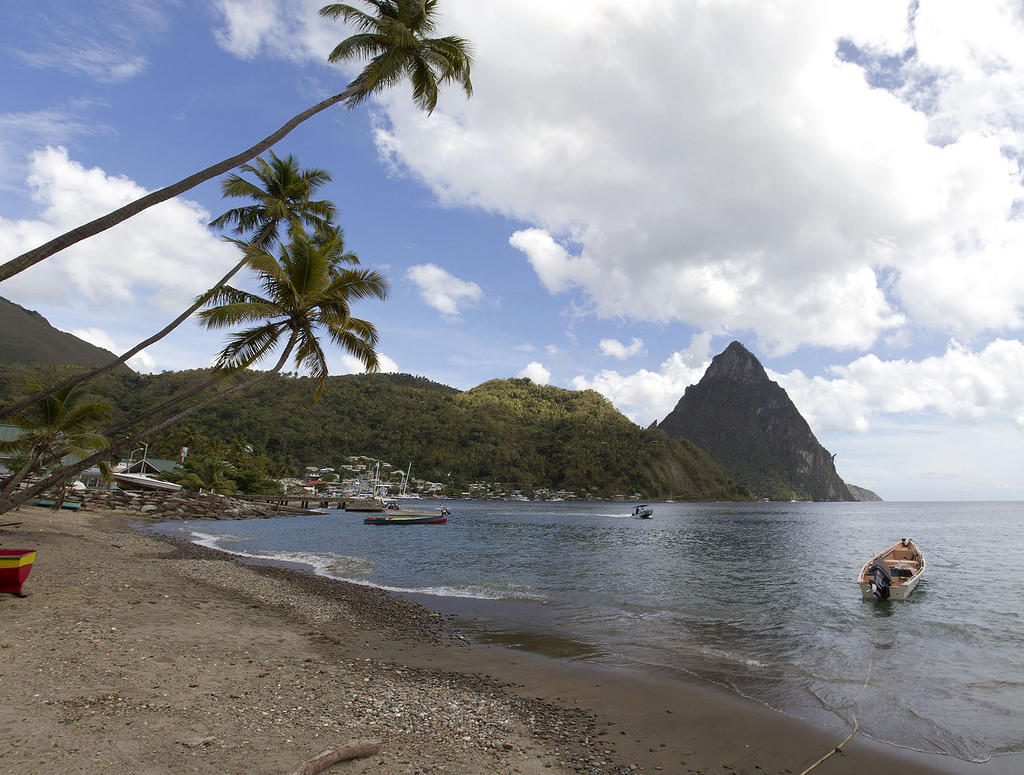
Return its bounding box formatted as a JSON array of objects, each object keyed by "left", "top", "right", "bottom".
[
  {"left": 858, "top": 538, "right": 926, "bottom": 600},
  {"left": 0, "top": 549, "right": 36, "bottom": 596},
  {"left": 366, "top": 501, "right": 450, "bottom": 524},
  {"left": 32, "top": 499, "right": 82, "bottom": 510},
  {"left": 393, "top": 462, "right": 420, "bottom": 499},
  {"left": 364, "top": 514, "right": 448, "bottom": 525},
  {"left": 631, "top": 504, "right": 653, "bottom": 519},
  {"left": 112, "top": 471, "right": 183, "bottom": 492}
]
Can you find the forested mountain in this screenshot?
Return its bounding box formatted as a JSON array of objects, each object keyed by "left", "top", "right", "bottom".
[
  {"left": 0, "top": 364, "right": 746, "bottom": 501},
  {"left": 0, "top": 297, "right": 132, "bottom": 370},
  {"left": 658, "top": 341, "right": 854, "bottom": 501}
]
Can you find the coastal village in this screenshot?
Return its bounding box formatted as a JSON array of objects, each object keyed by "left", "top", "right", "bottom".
[{"left": 293, "top": 456, "right": 589, "bottom": 502}]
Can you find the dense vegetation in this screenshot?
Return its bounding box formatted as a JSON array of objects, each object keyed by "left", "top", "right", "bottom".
[{"left": 0, "top": 364, "right": 747, "bottom": 501}]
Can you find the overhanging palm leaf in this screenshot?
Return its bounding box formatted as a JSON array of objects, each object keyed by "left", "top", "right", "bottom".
[{"left": 1, "top": 0, "right": 472, "bottom": 283}]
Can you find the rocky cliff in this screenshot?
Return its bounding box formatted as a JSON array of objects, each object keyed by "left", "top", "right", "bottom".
[{"left": 658, "top": 341, "right": 854, "bottom": 501}]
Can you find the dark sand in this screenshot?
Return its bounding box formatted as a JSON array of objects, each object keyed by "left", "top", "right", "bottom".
[{"left": 1, "top": 505, "right": 1003, "bottom": 774}]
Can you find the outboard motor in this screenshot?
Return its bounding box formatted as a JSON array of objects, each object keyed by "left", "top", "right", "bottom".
[{"left": 868, "top": 561, "right": 891, "bottom": 600}]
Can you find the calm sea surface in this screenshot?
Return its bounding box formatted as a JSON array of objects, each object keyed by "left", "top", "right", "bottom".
[{"left": 149, "top": 500, "right": 1024, "bottom": 766}]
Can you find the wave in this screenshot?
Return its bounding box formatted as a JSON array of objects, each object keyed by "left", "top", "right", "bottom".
[{"left": 183, "top": 530, "right": 543, "bottom": 601}]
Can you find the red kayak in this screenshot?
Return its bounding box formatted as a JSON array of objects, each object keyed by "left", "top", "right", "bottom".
[{"left": 0, "top": 549, "right": 37, "bottom": 596}]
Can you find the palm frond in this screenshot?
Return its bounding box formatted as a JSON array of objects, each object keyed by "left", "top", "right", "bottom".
[{"left": 214, "top": 323, "right": 286, "bottom": 370}]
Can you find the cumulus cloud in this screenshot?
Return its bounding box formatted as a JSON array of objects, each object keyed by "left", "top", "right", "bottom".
[
  {"left": 406, "top": 263, "right": 483, "bottom": 319},
  {"left": 213, "top": 0, "right": 346, "bottom": 67},
  {"left": 519, "top": 361, "right": 551, "bottom": 385},
  {"left": 369, "top": 0, "right": 1024, "bottom": 354},
  {"left": 572, "top": 333, "right": 713, "bottom": 424},
  {"left": 599, "top": 337, "right": 644, "bottom": 360},
  {"left": 339, "top": 351, "right": 399, "bottom": 375},
  {"left": 776, "top": 338, "right": 1024, "bottom": 433},
  {"left": 0, "top": 147, "right": 239, "bottom": 314}
]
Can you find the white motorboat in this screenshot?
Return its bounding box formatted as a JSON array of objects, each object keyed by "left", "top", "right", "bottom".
[{"left": 859, "top": 538, "right": 926, "bottom": 600}]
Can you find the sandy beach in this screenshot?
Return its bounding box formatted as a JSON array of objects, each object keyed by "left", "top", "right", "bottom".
[{"left": 1, "top": 504, "right": 974, "bottom": 775}]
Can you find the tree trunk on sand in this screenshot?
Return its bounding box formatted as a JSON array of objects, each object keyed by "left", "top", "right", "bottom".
[
  {"left": 0, "top": 90, "right": 354, "bottom": 283},
  {"left": 0, "top": 339, "right": 296, "bottom": 517},
  {"left": 0, "top": 257, "right": 249, "bottom": 422},
  {"left": 284, "top": 740, "right": 382, "bottom": 775}
]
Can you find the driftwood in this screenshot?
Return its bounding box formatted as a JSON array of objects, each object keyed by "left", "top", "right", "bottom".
[{"left": 284, "top": 740, "right": 383, "bottom": 775}]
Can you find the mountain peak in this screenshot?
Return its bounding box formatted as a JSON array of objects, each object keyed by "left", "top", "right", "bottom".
[
  {"left": 658, "top": 341, "right": 853, "bottom": 501},
  {"left": 704, "top": 341, "right": 767, "bottom": 384}
]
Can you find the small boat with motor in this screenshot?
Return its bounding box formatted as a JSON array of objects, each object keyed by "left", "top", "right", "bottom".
[
  {"left": 859, "top": 538, "right": 926, "bottom": 600},
  {"left": 365, "top": 501, "right": 450, "bottom": 525},
  {"left": 631, "top": 504, "right": 653, "bottom": 519},
  {"left": 363, "top": 513, "right": 448, "bottom": 525}
]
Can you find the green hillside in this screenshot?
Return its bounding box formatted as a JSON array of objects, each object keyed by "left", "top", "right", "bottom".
[{"left": 0, "top": 365, "right": 745, "bottom": 500}]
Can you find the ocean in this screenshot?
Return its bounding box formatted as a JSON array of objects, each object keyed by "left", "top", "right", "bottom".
[{"left": 148, "top": 500, "right": 1024, "bottom": 769}]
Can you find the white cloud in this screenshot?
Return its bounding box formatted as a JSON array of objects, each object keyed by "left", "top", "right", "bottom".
[
  {"left": 0, "top": 147, "right": 239, "bottom": 315},
  {"left": 599, "top": 337, "right": 644, "bottom": 360},
  {"left": 776, "top": 339, "right": 1024, "bottom": 434},
  {"left": 519, "top": 361, "right": 551, "bottom": 385},
  {"left": 338, "top": 352, "right": 398, "bottom": 375},
  {"left": 213, "top": 0, "right": 346, "bottom": 67},
  {"left": 0, "top": 109, "right": 104, "bottom": 191},
  {"left": 573, "top": 333, "right": 713, "bottom": 424},
  {"left": 369, "top": 0, "right": 1024, "bottom": 355},
  {"left": 70, "top": 327, "right": 156, "bottom": 373},
  {"left": 405, "top": 263, "right": 483, "bottom": 319}
]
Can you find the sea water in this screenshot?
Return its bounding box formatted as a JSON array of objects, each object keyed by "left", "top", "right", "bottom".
[{"left": 149, "top": 500, "right": 1024, "bottom": 767}]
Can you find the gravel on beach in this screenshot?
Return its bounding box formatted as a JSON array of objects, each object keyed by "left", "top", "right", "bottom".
[{"left": 0, "top": 506, "right": 635, "bottom": 775}]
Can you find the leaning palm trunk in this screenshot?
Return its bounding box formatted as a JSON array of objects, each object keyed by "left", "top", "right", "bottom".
[
  {"left": 0, "top": 257, "right": 249, "bottom": 421},
  {"left": 0, "top": 91, "right": 354, "bottom": 283},
  {"left": 0, "top": 339, "right": 296, "bottom": 517},
  {"left": 0, "top": 452, "right": 42, "bottom": 503}
]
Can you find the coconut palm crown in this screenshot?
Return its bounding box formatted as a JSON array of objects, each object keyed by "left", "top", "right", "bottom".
[
  {"left": 198, "top": 229, "right": 388, "bottom": 400},
  {"left": 321, "top": 0, "right": 473, "bottom": 114},
  {"left": 209, "top": 151, "right": 336, "bottom": 250}
]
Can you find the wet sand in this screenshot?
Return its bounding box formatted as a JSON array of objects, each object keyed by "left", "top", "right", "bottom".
[{"left": 0, "top": 505, "right": 989, "bottom": 774}]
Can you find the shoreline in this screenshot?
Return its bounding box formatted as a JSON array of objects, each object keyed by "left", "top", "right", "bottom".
[{"left": 0, "top": 505, "right": 1005, "bottom": 774}]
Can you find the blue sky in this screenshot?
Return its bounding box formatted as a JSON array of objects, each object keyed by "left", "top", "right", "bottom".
[{"left": 2, "top": 0, "right": 1023, "bottom": 500}]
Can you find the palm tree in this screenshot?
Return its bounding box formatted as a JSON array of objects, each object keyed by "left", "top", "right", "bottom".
[
  {"left": 0, "top": 152, "right": 342, "bottom": 422},
  {"left": 209, "top": 150, "right": 336, "bottom": 250},
  {"left": 0, "top": 228, "right": 387, "bottom": 516},
  {"left": 199, "top": 227, "right": 387, "bottom": 400},
  {"left": 0, "top": 380, "right": 111, "bottom": 503},
  {"left": 0, "top": 0, "right": 472, "bottom": 283}
]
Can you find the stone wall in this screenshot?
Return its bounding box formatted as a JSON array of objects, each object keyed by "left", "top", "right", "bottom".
[{"left": 76, "top": 488, "right": 314, "bottom": 520}]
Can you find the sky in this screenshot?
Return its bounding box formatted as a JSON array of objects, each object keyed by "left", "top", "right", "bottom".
[{"left": 1, "top": 0, "right": 1023, "bottom": 501}]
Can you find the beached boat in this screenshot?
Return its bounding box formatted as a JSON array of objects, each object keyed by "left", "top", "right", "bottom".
[
  {"left": 631, "top": 504, "right": 653, "bottom": 519},
  {"left": 859, "top": 538, "right": 926, "bottom": 600},
  {"left": 363, "top": 514, "right": 448, "bottom": 525},
  {"left": 112, "top": 471, "right": 182, "bottom": 492},
  {"left": 0, "top": 549, "right": 36, "bottom": 596}
]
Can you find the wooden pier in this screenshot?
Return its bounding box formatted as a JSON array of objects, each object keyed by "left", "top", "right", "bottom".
[{"left": 232, "top": 495, "right": 382, "bottom": 512}]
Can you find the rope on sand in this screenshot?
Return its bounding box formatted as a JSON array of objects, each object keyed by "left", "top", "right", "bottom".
[{"left": 799, "top": 616, "right": 879, "bottom": 775}]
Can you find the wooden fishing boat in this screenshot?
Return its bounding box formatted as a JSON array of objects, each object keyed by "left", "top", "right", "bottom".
[
  {"left": 859, "top": 538, "right": 926, "bottom": 600},
  {"left": 363, "top": 514, "right": 448, "bottom": 525},
  {"left": 0, "top": 549, "right": 37, "bottom": 596}
]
